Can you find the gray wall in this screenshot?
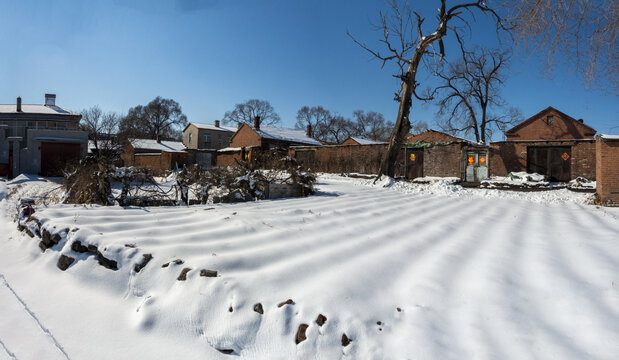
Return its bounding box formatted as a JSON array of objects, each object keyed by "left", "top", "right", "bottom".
[{"left": 18, "top": 129, "right": 88, "bottom": 175}]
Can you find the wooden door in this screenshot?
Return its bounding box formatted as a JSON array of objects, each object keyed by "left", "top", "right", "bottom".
[{"left": 406, "top": 149, "right": 423, "bottom": 179}]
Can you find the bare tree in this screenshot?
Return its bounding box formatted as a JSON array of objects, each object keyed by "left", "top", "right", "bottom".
[
  {"left": 411, "top": 120, "right": 429, "bottom": 134},
  {"left": 326, "top": 115, "right": 355, "bottom": 144},
  {"left": 119, "top": 97, "right": 187, "bottom": 140},
  {"left": 351, "top": 110, "right": 394, "bottom": 141},
  {"left": 434, "top": 45, "right": 520, "bottom": 143},
  {"left": 223, "top": 99, "right": 281, "bottom": 127},
  {"left": 503, "top": 0, "right": 618, "bottom": 92},
  {"left": 349, "top": 0, "right": 505, "bottom": 178},
  {"left": 80, "top": 106, "right": 120, "bottom": 151},
  {"left": 295, "top": 106, "right": 335, "bottom": 142}
]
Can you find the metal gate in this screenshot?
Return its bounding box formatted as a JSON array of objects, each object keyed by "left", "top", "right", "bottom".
[
  {"left": 40, "top": 142, "right": 81, "bottom": 176},
  {"left": 465, "top": 150, "right": 488, "bottom": 182},
  {"left": 526, "top": 146, "right": 571, "bottom": 182}
]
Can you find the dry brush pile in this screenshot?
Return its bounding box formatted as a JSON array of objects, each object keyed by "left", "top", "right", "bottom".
[{"left": 62, "top": 154, "right": 315, "bottom": 206}]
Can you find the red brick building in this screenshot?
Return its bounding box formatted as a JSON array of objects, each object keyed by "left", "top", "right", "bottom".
[
  {"left": 490, "top": 107, "right": 597, "bottom": 181},
  {"left": 121, "top": 138, "right": 189, "bottom": 173},
  {"left": 228, "top": 118, "right": 321, "bottom": 149}
]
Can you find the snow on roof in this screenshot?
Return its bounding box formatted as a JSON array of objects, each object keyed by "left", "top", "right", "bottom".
[
  {"left": 130, "top": 139, "right": 186, "bottom": 152},
  {"left": 217, "top": 147, "right": 242, "bottom": 152},
  {"left": 600, "top": 134, "right": 619, "bottom": 140},
  {"left": 255, "top": 125, "right": 322, "bottom": 146},
  {"left": 350, "top": 137, "right": 386, "bottom": 145},
  {"left": 0, "top": 104, "right": 79, "bottom": 116},
  {"left": 189, "top": 122, "right": 237, "bottom": 132}
]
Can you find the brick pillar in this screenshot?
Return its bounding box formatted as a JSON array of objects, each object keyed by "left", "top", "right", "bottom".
[{"left": 596, "top": 135, "right": 619, "bottom": 206}]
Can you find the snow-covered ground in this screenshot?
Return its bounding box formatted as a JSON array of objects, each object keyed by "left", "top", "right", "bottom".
[{"left": 0, "top": 175, "right": 618, "bottom": 359}]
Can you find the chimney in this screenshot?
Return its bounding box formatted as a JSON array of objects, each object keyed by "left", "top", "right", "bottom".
[
  {"left": 214, "top": 120, "right": 220, "bottom": 127},
  {"left": 306, "top": 124, "right": 312, "bottom": 137},
  {"left": 156, "top": 135, "right": 161, "bottom": 143},
  {"left": 16, "top": 97, "right": 22, "bottom": 112},
  {"left": 253, "top": 116, "right": 260, "bottom": 130},
  {"left": 44, "top": 93, "right": 56, "bottom": 106},
  {"left": 578, "top": 119, "right": 584, "bottom": 123},
  {"left": 237, "top": 122, "right": 242, "bottom": 130}
]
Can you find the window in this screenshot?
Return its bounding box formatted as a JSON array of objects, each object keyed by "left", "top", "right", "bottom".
[
  {"left": 204, "top": 133, "right": 211, "bottom": 145},
  {"left": 546, "top": 115, "right": 554, "bottom": 125},
  {"left": 189, "top": 132, "right": 193, "bottom": 143}
]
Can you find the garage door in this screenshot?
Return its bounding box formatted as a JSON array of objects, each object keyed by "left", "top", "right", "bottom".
[
  {"left": 40, "top": 142, "right": 81, "bottom": 176},
  {"left": 526, "top": 146, "right": 571, "bottom": 182}
]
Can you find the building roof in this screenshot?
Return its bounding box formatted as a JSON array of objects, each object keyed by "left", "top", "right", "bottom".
[
  {"left": 185, "top": 122, "right": 237, "bottom": 132},
  {"left": 254, "top": 125, "right": 322, "bottom": 146},
  {"left": 346, "top": 137, "right": 387, "bottom": 145},
  {"left": 0, "top": 104, "right": 79, "bottom": 116},
  {"left": 505, "top": 106, "right": 596, "bottom": 136},
  {"left": 129, "top": 138, "right": 186, "bottom": 152},
  {"left": 407, "top": 129, "right": 477, "bottom": 145}
]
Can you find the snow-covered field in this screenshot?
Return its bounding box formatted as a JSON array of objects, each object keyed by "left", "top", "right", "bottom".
[{"left": 0, "top": 174, "right": 618, "bottom": 359}]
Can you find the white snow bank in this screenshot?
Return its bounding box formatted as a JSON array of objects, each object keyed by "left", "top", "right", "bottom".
[{"left": 1, "top": 175, "right": 617, "bottom": 359}]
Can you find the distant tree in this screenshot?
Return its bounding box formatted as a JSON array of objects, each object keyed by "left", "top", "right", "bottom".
[
  {"left": 433, "top": 45, "right": 520, "bottom": 143},
  {"left": 326, "top": 115, "right": 355, "bottom": 144},
  {"left": 502, "top": 0, "right": 618, "bottom": 92},
  {"left": 295, "top": 106, "right": 333, "bottom": 141},
  {"left": 118, "top": 97, "right": 187, "bottom": 140},
  {"left": 80, "top": 106, "right": 120, "bottom": 151},
  {"left": 222, "top": 99, "right": 281, "bottom": 127},
  {"left": 295, "top": 106, "right": 354, "bottom": 144},
  {"left": 351, "top": 110, "right": 393, "bottom": 142}
]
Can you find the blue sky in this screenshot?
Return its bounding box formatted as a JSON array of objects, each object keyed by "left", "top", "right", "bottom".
[{"left": 1, "top": 0, "right": 616, "bottom": 140}]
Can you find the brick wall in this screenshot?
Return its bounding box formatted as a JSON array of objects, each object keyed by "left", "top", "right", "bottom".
[
  {"left": 289, "top": 144, "right": 387, "bottom": 174},
  {"left": 230, "top": 124, "right": 263, "bottom": 148},
  {"left": 596, "top": 136, "right": 619, "bottom": 206},
  {"left": 423, "top": 143, "right": 464, "bottom": 177},
  {"left": 489, "top": 140, "right": 596, "bottom": 180}
]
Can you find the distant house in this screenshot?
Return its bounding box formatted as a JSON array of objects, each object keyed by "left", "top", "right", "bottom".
[
  {"left": 229, "top": 118, "right": 322, "bottom": 149},
  {"left": 121, "top": 138, "right": 189, "bottom": 172},
  {"left": 0, "top": 94, "right": 87, "bottom": 177},
  {"left": 490, "top": 106, "right": 597, "bottom": 181},
  {"left": 341, "top": 137, "right": 387, "bottom": 145},
  {"left": 182, "top": 120, "right": 237, "bottom": 150},
  {"left": 182, "top": 120, "right": 237, "bottom": 168},
  {"left": 216, "top": 117, "right": 321, "bottom": 166}
]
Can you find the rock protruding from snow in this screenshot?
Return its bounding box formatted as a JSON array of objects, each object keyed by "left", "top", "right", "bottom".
[
  {"left": 295, "top": 324, "right": 309, "bottom": 344},
  {"left": 57, "top": 255, "right": 75, "bottom": 271},
  {"left": 277, "top": 299, "right": 294, "bottom": 308},
  {"left": 134, "top": 254, "right": 153, "bottom": 273},
  {"left": 177, "top": 268, "right": 191, "bottom": 281}
]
